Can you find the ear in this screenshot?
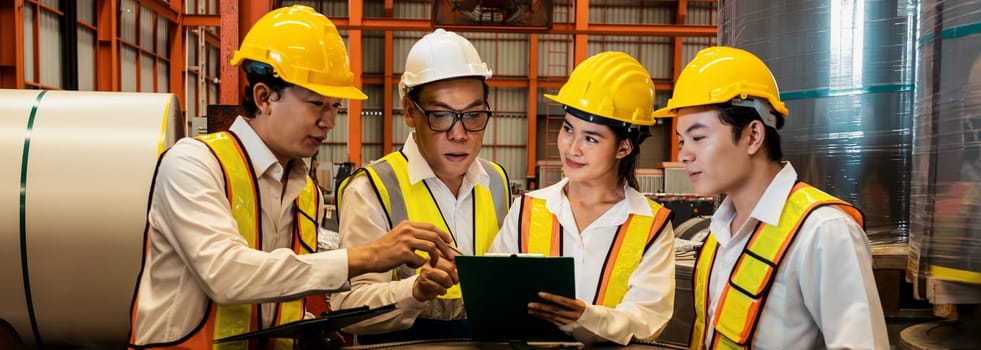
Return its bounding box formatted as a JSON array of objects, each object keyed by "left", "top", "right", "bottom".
[
  {"left": 744, "top": 120, "right": 766, "bottom": 156},
  {"left": 252, "top": 82, "right": 272, "bottom": 116},
  {"left": 402, "top": 96, "right": 417, "bottom": 128},
  {"left": 615, "top": 138, "right": 633, "bottom": 159}
]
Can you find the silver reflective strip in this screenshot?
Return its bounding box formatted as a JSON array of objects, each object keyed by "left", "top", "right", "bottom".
[
  {"left": 419, "top": 298, "right": 467, "bottom": 320},
  {"left": 480, "top": 159, "right": 508, "bottom": 227},
  {"left": 368, "top": 160, "right": 409, "bottom": 226}
]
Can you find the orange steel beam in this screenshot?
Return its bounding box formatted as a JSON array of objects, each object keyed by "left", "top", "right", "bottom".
[
  {"left": 527, "top": 34, "right": 540, "bottom": 187},
  {"left": 170, "top": 0, "right": 186, "bottom": 127},
  {"left": 574, "top": 0, "right": 588, "bottom": 65},
  {"left": 0, "top": 0, "right": 24, "bottom": 88},
  {"left": 219, "top": 0, "right": 271, "bottom": 105},
  {"left": 347, "top": 0, "right": 364, "bottom": 167},
  {"left": 184, "top": 14, "right": 220, "bottom": 27},
  {"left": 670, "top": 0, "right": 688, "bottom": 162},
  {"left": 96, "top": 0, "right": 119, "bottom": 91},
  {"left": 383, "top": 31, "right": 394, "bottom": 153},
  {"left": 137, "top": 0, "right": 179, "bottom": 23},
  {"left": 218, "top": 0, "right": 239, "bottom": 104},
  {"left": 331, "top": 18, "right": 716, "bottom": 37},
  {"left": 383, "top": 0, "right": 395, "bottom": 153}
]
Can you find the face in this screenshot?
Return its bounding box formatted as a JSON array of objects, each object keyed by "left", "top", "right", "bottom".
[
  {"left": 249, "top": 84, "right": 342, "bottom": 165},
  {"left": 557, "top": 114, "right": 631, "bottom": 184},
  {"left": 405, "top": 78, "right": 488, "bottom": 184},
  {"left": 675, "top": 106, "right": 754, "bottom": 195}
]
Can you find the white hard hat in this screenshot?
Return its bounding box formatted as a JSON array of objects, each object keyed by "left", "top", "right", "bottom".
[{"left": 399, "top": 29, "right": 492, "bottom": 99}]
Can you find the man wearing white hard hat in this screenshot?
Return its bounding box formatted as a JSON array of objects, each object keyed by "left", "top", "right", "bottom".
[{"left": 331, "top": 29, "right": 512, "bottom": 341}]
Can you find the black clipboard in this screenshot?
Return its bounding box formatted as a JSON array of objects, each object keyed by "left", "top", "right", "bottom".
[
  {"left": 456, "top": 254, "right": 576, "bottom": 342},
  {"left": 213, "top": 304, "right": 396, "bottom": 343}
]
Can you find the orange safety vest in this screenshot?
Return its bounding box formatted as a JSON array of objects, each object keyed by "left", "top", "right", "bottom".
[
  {"left": 336, "top": 151, "right": 510, "bottom": 299},
  {"left": 129, "top": 131, "right": 319, "bottom": 350},
  {"left": 690, "top": 182, "right": 864, "bottom": 350},
  {"left": 518, "top": 195, "right": 672, "bottom": 307}
]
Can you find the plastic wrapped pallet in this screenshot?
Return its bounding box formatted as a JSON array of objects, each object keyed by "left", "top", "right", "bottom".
[{"left": 908, "top": 0, "right": 981, "bottom": 302}]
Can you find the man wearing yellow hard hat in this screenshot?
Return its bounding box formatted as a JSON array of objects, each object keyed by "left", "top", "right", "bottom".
[
  {"left": 488, "top": 51, "right": 676, "bottom": 345},
  {"left": 655, "top": 46, "right": 888, "bottom": 349},
  {"left": 127, "top": 6, "right": 457, "bottom": 348},
  {"left": 330, "top": 28, "right": 512, "bottom": 342}
]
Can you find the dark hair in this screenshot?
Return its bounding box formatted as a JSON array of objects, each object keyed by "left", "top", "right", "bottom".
[
  {"left": 241, "top": 60, "right": 293, "bottom": 117},
  {"left": 716, "top": 103, "right": 784, "bottom": 161},
  {"left": 609, "top": 125, "right": 651, "bottom": 191},
  {"left": 406, "top": 76, "right": 489, "bottom": 103}
]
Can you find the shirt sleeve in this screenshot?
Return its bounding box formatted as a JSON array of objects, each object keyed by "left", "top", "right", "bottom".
[
  {"left": 560, "top": 223, "right": 677, "bottom": 345},
  {"left": 796, "top": 207, "right": 890, "bottom": 350},
  {"left": 148, "top": 141, "right": 352, "bottom": 305},
  {"left": 329, "top": 174, "right": 428, "bottom": 334}
]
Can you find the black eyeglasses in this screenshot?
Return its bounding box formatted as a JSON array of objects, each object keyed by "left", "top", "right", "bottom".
[{"left": 410, "top": 100, "right": 492, "bottom": 132}]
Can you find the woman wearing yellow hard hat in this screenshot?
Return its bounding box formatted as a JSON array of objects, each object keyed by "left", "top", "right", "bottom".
[
  {"left": 488, "top": 51, "right": 675, "bottom": 345},
  {"left": 128, "top": 6, "right": 457, "bottom": 349},
  {"left": 658, "top": 46, "right": 887, "bottom": 349}
]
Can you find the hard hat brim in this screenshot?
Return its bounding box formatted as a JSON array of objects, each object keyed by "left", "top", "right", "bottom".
[
  {"left": 652, "top": 105, "right": 677, "bottom": 118},
  {"left": 306, "top": 83, "right": 368, "bottom": 100}
]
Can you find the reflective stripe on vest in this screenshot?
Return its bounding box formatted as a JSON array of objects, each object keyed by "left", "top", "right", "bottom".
[
  {"left": 129, "top": 131, "right": 318, "bottom": 349},
  {"left": 518, "top": 195, "right": 671, "bottom": 307},
  {"left": 338, "top": 151, "right": 510, "bottom": 299},
  {"left": 690, "top": 182, "right": 864, "bottom": 350}
]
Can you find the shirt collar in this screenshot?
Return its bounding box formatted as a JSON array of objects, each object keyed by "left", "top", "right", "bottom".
[
  {"left": 709, "top": 162, "right": 798, "bottom": 245},
  {"left": 530, "top": 178, "right": 653, "bottom": 221},
  {"left": 229, "top": 116, "right": 310, "bottom": 177},
  {"left": 402, "top": 131, "right": 488, "bottom": 187},
  {"left": 750, "top": 162, "right": 798, "bottom": 226}
]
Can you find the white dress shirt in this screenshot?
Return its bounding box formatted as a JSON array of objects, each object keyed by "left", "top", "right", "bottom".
[
  {"left": 131, "top": 117, "right": 352, "bottom": 345},
  {"left": 331, "top": 133, "right": 491, "bottom": 333},
  {"left": 703, "top": 163, "right": 889, "bottom": 349},
  {"left": 489, "top": 178, "right": 676, "bottom": 345}
]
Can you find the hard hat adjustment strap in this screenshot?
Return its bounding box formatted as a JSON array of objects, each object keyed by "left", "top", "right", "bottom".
[{"left": 731, "top": 98, "right": 777, "bottom": 129}]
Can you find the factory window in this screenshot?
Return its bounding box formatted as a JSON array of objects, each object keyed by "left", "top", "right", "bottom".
[{"left": 119, "top": 0, "right": 171, "bottom": 93}]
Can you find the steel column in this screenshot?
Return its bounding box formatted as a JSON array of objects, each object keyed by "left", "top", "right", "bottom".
[
  {"left": 0, "top": 0, "right": 24, "bottom": 88},
  {"left": 383, "top": 30, "right": 394, "bottom": 154},
  {"left": 218, "top": 0, "right": 239, "bottom": 104},
  {"left": 527, "top": 34, "right": 540, "bottom": 188},
  {"left": 574, "top": 0, "right": 589, "bottom": 65},
  {"left": 96, "top": 0, "right": 119, "bottom": 91},
  {"left": 670, "top": 0, "right": 689, "bottom": 161},
  {"left": 347, "top": 0, "right": 364, "bottom": 167}
]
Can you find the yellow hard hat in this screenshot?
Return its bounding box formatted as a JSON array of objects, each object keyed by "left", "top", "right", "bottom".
[
  {"left": 230, "top": 5, "right": 366, "bottom": 100},
  {"left": 545, "top": 51, "right": 656, "bottom": 127},
  {"left": 653, "top": 46, "right": 788, "bottom": 123}
]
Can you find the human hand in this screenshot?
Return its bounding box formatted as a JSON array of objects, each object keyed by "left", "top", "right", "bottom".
[
  {"left": 347, "top": 221, "right": 455, "bottom": 276},
  {"left": 528, "top": 292, "right": 586, "bottom": 327},
  {"left": 411, "top": 257, "right": 459, "bottom": 301}
]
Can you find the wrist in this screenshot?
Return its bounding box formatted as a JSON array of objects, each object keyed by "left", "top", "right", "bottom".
[{"left": 347, "top": 246, "right": 376, "bottom": 276}]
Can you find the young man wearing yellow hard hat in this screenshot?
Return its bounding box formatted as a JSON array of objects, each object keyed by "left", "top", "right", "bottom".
[
  {"left": 656, "top": 46, "right": 888, "bottom": 349},
  {"left": 127, "top": 6, "right": 457, "bottom": 348},
  {"left": 330, "top": 29, "right": 511, "bottom": 342},
  {"left": 488, "top": 51, "right": 675, "bottom": 345}
]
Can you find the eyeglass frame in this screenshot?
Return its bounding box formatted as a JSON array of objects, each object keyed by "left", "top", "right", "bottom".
[{"left": 409, "top": 99, "right": 493, "bottom": 132}]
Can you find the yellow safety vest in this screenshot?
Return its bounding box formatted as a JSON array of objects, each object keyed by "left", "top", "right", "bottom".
[
  {"left": 336, "top": 151, "right": 511, "bottom": 299},
  {"left": 690, "top": 182, "right": 864, "bottom": 350},
  {"left": 518, "top": 195, "right": 672, "bottom": 307},
  {"left": 129, "top": 131, "right": 319, "bottom": 350}
]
